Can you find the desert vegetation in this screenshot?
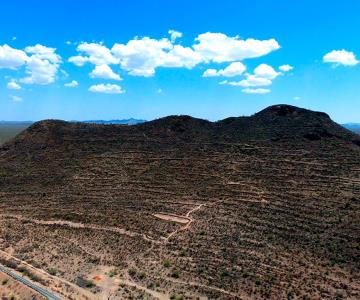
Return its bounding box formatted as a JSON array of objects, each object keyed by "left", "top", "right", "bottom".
[{"left": 0, "top": 105, "right": 359, "bottom": 299}]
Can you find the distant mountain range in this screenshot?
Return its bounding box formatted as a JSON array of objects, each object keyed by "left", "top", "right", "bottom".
[
  {"left": 81, "top": 118, "right": 146, "bottom": 125},
  {"left": 343, "top": 123, "right": 360, "bottom": 134},
  {"left": 1, "top": 119, "right": 146, "bottom": 126}
]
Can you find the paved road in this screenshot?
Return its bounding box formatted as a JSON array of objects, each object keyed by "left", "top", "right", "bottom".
[{"left": 0, "top": 264, "right": 62, "bottom": 300}]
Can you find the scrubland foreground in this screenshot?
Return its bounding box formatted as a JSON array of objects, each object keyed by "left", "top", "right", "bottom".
[{"left": 0, "top": 105, "right": 359, "bottom": 299}]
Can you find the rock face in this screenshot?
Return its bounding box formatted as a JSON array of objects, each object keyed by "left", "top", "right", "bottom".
[{"left": 0, "top": 105, "right": 359, "bottom": 299}]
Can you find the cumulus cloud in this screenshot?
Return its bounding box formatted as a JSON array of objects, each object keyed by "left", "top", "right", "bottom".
[
  {"left": 193, "top": 32, "right": 280, "bottom": 63},
  {"left": 0, "top": 44, "right": 28, "bottom": 69},
  {"left": 222, "top": 64, "right": 282, "bottom": 93},
  {"left": 21, "top": 44, "right": 61, "bottom": 85},
  {"left": 168, "top": 30, "right": 183, "bottom": 42},
  {"left": 10, "top": 95, "right": 22, "bottom": 102},
  {"left": 69, "top": 32, "right": 280, "bottom": 78},
  {"left": 202, "top": 69, "right": 217, "bottom": 77},
  {"left": 323, "top": 50, "right": 359, "bottom": 66},
  {"left": 0, "top": 44, "right": 61, "bottom": 85},
  {"left": 89, "top": 64, "right": 121, "bottom": 80},
  {"left": 279, "top": 64, "right": 293, "bottom": 72},
  {"left": 221, "top": 75, "right": 272, "bottom": 87},
  {"left": 7, "top": 81, "right": 21, "bottom": 90},
  {"left": 68, "top": 55, "right": 89, "bottom": 67},
  {"left": 220, "top": 62, "right": 290, "bottom": 93},
  {"left": 203, "top": 62, "right": 246, "bottom": 77},
  {"left": 64, "top": 80, "right": 78, "bottom": 87},
  {"left": 69, "top": 42, "right": 118, "bottom": 66},
  {"left": 89, "top": 83, "right": 124, "bottom": 94},
  {"left": 254, "top": 63, "right": 280, "bottom": 79},
  {"left": 242, "top": 88, "right": 271, "bottom": 94},
  {"left": 112, "top": 37, "right": 202, "bottom": 77}
]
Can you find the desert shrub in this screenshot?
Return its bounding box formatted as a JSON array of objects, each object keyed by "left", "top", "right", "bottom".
[
  {"left": 47, "top": 268, "right": 58, "bottom": 276},
  {"left": 76, "top": 276, "right": 94, "bottom": 288},
  {"left": 171, "top": 269, "right": 180, "bottom": 279},
  {"left": 0, "top": 258, "right": 18, "bottom": 269},
  {"left": 138, "top": 272, "right": 146, "bottom": 279},
  {"left": 170, "top": 294, "right": 184, "bottom": 300},
  {"left": 220, "top": 270, "right": 230, "bottom": 277},
  {"left": 2, "top": 278, "right": 8, "bottom": 285},
  {"left": 163, "top": 259, "right": 172, "bottom": 268},
  {"left": 128, "top": 268, "right": 136, "bottom": 277},
  {"left": 255, "top": 277, "right": 262, "bottom": 286},
  {"left": 109, "top": 269, "right": 118, "bottom": 277}
]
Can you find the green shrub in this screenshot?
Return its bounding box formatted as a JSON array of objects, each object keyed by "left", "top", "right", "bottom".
[
  {"left": 170, "top": 294, "right": 184, "bottom": 300},
  {"left": 163, "top": 259, "right": 172, "bottom": 268},
  {"left": 171, "top": 269, "right": 180, "bottom": 279},
  {"left": 48, "top": 268, "right": 58, "bottom": 276},
  {"left": 138, "top": 272, "right": 146, "bottom": 279},
  {"left": 76, "top": 277, "right": 94, "bottom": 288}
]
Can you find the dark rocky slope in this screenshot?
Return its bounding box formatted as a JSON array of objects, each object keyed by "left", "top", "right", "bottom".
[{"left": 0, "top": 105, "right": 359, "bottom": 299}]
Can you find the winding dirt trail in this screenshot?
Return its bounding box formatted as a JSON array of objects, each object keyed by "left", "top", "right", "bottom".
[
  {"left": 165, "top": 203, "right": 206, "bottom": 241},
  {"left": 0, "top": 200, "right": 228, "bottom": 300},
  {"left": 1, "top": 214, "right": 160, "bottom": 244}
]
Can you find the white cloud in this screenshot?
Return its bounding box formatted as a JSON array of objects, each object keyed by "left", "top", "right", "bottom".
[
  {"left": 25, "top": 44, "right": 61, "bottom": 63},
  {"left": 7, "top": 81, "right": 21, "bottom": 90},
  {"left": 279, "top": 64, "right": 293, "bottom": 72},
  {"left": 68, "top": 55, "right": 89, "bottom": 66},
  {"left": 70, "top": 32, "right": 280, "bottom": 78},
  {"left": 10, "top": 95, "right": 22, "bottom": 102},
  {"left": 221, "top": 75, "right": 272, "bottom": 87},
  {"left": 220, "top": 61, "right": 291, "bottom": 92},
  {"left": 21, "top": 44, "right": 61, "bottom": 85},
  {"left": 254, "top": 63, "right": 279, "bottom": 79},
  {"left": 89, "top": 83, "right": 124, "bottom": 94},
  {"left": 168, "top": 30, "right": 183, "bottom": 42},
  {"left": 112, "top": 37, "right": 202, "bottom": 77},
  {"left": 293, "top": 96, "right": 301, "bottom": 100},
  {"left": 69, "top": 42, "right": 118, "bottom": 66},
  {"left": 89, "top": 64, "right": 121, "bottom": 80},
  {"left": 202, "top": 69, "right": 218, "bottom": 77},
  {"left": 0, "top": 44, "right": 28, "bottom": 69},
  {"left": 323, "top": 49, "right": 359, "bottom": 66},
  {"left": 203, "top": 62, "right": 246, "bottom": 77},
  {"left": 242, "top": 88, "right": 271, "bottom": 94},
  {"left": 193, "top": 32, "right": 280, "bottom": 63},
  {"left": 0, "top": 44, "right": 61, "bottom": 85},
  {"left": 64, "top": 80, "right": 78, "bottom": 87}
]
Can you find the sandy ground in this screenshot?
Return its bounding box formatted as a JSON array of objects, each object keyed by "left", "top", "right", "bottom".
[{"left": 153, "top": 213, "right": 190, "bottom": 224}]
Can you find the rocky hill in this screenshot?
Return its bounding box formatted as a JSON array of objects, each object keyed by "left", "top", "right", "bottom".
[{"left": 0, "top": 105, "right": 359, "bottom": 300}]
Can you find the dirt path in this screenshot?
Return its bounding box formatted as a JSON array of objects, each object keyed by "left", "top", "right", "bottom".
[
  {"left": 165, "top": 203, "right": 206, "bottom": 241},
  {"left": 153, "top": 213, "right": 190, "bottom": 224},
  {"left": 118, "top": 278, "right": 169, "bottom": 300},
  {"left": 165, "top": 277, "right": 241, "bottom": 298},
  {"left": 1, "top": 214, "right": 160, "bottom": 244}
]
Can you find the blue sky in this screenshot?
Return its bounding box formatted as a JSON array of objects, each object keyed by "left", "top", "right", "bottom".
[{"left": 1, "top": 0, "right": 360, "bottom": 122}]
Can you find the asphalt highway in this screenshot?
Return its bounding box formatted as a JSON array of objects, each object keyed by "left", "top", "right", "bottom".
[{"left": 0, "top": 264, "right": 62, "bottom": 300}]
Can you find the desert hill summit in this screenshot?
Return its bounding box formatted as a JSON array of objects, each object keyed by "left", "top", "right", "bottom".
[
  {"left": 4, "top": 104, "right": 359, "bottom": 148},
  {"left": 0, "top": 104, "right": 359, "bottom": 299}
]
